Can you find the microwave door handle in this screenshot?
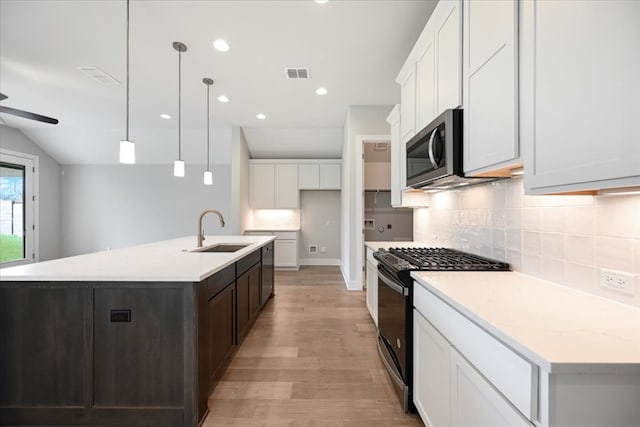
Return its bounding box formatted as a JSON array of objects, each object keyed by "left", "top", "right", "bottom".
[{"left": 428, "top": 130, "right": 438, "bottom": 169}]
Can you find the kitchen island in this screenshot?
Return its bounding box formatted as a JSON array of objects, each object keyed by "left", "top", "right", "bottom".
[{"left": 0, "top": 235, "right": 275, "bottom": 427}]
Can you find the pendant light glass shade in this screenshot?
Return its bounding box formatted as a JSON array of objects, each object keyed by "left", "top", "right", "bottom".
[
  {"left": 119, "top": 140, "right": 135, "bottom": 164},
  {"left": 173, "top": 160, "right": 185, "bottom": 177},
  {"left": 203, "top": 77, "right": 214, "bottom": 186},
  {"left": 173, "top": 41, "right": 187, "bottom": 177},
  {"left": 203, "top": 170, "right": 213, "bottom": 185},
  {"left": 119, "top": 0, "right": 135, "bottom": 164}
]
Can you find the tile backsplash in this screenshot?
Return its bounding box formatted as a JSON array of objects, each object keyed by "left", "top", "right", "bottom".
[{"left": 413, "top": 177, "right": 640, "bottom": 307}]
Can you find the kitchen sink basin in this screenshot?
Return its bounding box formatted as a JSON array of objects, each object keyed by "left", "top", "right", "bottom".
[{"left": 192, "top": 243, "right": 250, "bottom": 253}]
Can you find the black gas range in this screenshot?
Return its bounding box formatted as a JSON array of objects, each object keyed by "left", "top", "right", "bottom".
[{"left": 373, "top": 246, "right": 509, "bottom": 413}]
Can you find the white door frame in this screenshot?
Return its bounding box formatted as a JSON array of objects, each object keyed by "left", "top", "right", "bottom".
[
  {"left": 354, "top": 134, "right": 390, "bottom": 291},
  {"left": 0, "top": 148, "right": 39, "bottom": 266}
]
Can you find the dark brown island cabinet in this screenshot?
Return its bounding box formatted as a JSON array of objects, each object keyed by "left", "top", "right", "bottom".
[{"left": 0, "top": 242, "right": 275, "bottom": 427}]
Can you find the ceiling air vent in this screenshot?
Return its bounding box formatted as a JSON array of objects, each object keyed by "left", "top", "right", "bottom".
[
  {"left": 77, "top": 66, "right": 120, "bottom": 85},
  {"left": 285, "top": 67, "right": 309, "bottom": 79},
  {"left": 374, "top": 142, "right": 389, "bottom": 151}
]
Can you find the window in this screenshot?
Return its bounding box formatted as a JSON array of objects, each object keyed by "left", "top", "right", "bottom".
[{"left": 0, "top": 149, "right": 38, "bottom": 266}]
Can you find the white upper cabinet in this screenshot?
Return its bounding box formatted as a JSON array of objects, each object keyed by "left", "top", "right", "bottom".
[
  {"left": 319, "top": 164, "right": 341, "bottom": 189},
  {"left": 463, "top": 0, "right": 519, "bottom": 175},
  {"left": 434, "top": 0, "right": 462, "bottom": 115},
  {"left": 298, "top": 164, "right": 320, "bottom": 189},
  {"left": 399, "top": 66, "right": 417, "bottom": 143},
  {"left": 250, "top": 162, "right": 298, "bottom": 208},
  {"left": 250, "top": 163, "right": 275, "bottom": 209},
  {"left": 298, "top": 162, "right": 341, "bottom": 190},
  {"left": 274, "top": 164, "right": 299, "bottom": 208},
  {"left": 398, "top": 0, "right": 461, "bottom": 143},
  {"left": 387, "top": 105, "right": 403, "bottom": 206},
  {"left": 521, "top": 0, "right": 640, "bottom": 193}
]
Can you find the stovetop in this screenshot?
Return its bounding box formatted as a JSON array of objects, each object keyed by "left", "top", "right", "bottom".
[{"left": 374, "top": 247, "right": 510, "bottom": 272}]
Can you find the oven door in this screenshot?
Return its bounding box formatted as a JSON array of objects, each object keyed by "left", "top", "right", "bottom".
[{"left": 377, "top": 264, "right": 408, "bottom": 381}]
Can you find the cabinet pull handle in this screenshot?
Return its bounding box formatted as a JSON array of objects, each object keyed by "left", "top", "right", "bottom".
[{"left": 428, "top": 129, "right": 438, "bottom": 169}]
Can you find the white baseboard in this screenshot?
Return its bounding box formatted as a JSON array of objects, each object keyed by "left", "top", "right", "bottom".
[
  {"left": 299, "top": 258, "right": 340, "bottom": 266},
  {"left": 339, "top": 264, "right": 361, "bottom": 291}
]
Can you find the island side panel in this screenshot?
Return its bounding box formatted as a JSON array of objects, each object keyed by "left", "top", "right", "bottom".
[{"left": 0, "top": 285, "right": 90, "bottom": 408}]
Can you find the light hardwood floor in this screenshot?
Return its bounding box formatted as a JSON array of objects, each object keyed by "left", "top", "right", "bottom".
[{"left": 202, "top": 266, "right": 423, "bottom": 427}]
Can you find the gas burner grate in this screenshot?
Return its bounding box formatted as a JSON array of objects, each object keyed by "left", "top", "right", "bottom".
[{"left": 388, "top": 247, "right": 510, "bottom": 271}]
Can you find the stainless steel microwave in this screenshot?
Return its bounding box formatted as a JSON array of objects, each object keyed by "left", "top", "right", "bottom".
[{"left": 406, "top": 108, "right": 498, "bottom": 190}]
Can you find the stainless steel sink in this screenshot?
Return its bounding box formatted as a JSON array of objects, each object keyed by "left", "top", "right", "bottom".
[{"left": 191, "top": 243, "right": 250, "bottom": 253}]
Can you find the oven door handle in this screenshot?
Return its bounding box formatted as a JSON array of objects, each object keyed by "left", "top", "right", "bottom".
[{"left": 378, "top": 267, "right": 409, "bottom": 296}]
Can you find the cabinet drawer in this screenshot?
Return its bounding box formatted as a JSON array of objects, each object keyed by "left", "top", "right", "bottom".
[
  {"left": 414, "top": 282, "right": 538, "bottom": 421},
  {"left": 274, "top": 231, "right": 297, "bottom": 240},
  {"left": 236, "top": 249, "right": 261, "bottom": 276}
]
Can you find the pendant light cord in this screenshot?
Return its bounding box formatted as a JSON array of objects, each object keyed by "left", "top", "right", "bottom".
[
  {"left": 206, "top": 83, "right": 210, "bottom": 171},
  {"left": 125, "top": 0, "right": 130, "bottom": 141},
  {"left": 178, "top": 50, "right": 182, "bottom": 160}
]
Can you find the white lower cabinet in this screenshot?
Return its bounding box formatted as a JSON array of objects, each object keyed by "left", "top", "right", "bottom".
[
  {"left": 413, "top": 310, "right": 450, "bottom": 427},
  {"left": 274, "top": 235, "right": 298, "bottom": 269},
  {"left": 451, "top": 350, "right": 532, "bottom": 427},
  {"left": 245, "top": 231, "right": 299, "bottom": 269},
  {"left": 365, "top": 248, "right": 378, "bottom": 326}
]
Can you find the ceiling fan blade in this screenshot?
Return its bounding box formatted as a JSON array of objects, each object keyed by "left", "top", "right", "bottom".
[
  {"left": 0, "top": 93, "right": 7, "bottom": 101},
  {"left": 0, "top": 105, "right": 59, "bottom": 125}
]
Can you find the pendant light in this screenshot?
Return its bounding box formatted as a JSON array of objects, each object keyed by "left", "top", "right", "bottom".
[
  {"left": 119, "top": 0, "right": 135, "bottom": 164},
  {"left": 203, "top": 78, "right": 214, "bottom": 185},
  {"left": 173, "top": 41, "right": 187, "bottom": 177}
]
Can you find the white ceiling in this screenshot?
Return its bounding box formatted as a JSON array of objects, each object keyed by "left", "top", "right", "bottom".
[{"left": 0, "top": 0, "right": 435, "bottom": 164}]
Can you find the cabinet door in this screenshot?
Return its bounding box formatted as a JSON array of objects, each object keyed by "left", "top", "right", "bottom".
[
  {"left": 400, "top": 67, "right": 417, "bottom": 143},
  {"left": 298, "top": 164, "right": 319, "bottom": 189},
  {"left": 248, "top": 263, "right": 261, "bottom": 318},
  {"left": 388, "top": 105, "right": 403, "bottom": 207},
  {"left": 413, "top": 309, "right": 451, "bottom": 427},
  {"left": 208, "top": 283, "right": 236, "bottom": 380},
  {"left": 365, "top": 260, "right": 378, "bottom": 326},
  {"left": 522, "top": 0, "right": 640, "bottom": 193},
  {"left": 250, "top": 164, "right": 275, "bottom": 208},
  {"left": 416, "top": 34, "right": 436, "bottom": 131},
  {"left": 451, "top": 350, "right": 532, "bottom": 427},
  {"left": 274, "top": 239, "right": 298, "bottom": 268},
  {"left": 464, "top": 0, "right": 518, "bottom": 174},
  {"left": 275, "top": 164, "right": 299, "bottom": 208},
  {"left": 435, "top": 0, "right": 462, "bottom": 114},
  {"left": 319, "top": 164, "right": 341, "bottom": 189},
  {"left": 236, "top": 271, "right": 250, "bottom": 341}
]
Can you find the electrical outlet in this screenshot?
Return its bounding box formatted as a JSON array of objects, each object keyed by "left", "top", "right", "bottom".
[
  {"left": 309, "top": 245, "right": 317, "bottom": 254},
  {"left": 598, "top": 268, "right": 636, "bottom": 296},
  {"left": 320, "top": 246, "right": 327, "bottom": 253}
]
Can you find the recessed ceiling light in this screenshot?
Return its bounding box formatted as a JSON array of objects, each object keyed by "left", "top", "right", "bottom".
[
  {"left": 213, "top": 39, "right": 230, "bottom": 52},
  {"left": 217, "top": 95, "right": 229, "bottom": 103},
  {"left": 316, "top": 87, "right": 328, "bottom": 95},
  {"left": 256, "top": 113, "right": 266, "bottom": 120},
  {"left": 160, "top": 113, "right": 171, "bottom": 120},
  {"left": 315, "top": 0, "right": 329, "bottom": 4}
]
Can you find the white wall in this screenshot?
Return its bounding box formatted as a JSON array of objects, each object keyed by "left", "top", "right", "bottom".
[
  {"left": 60, "top": 164, "right": 232, "bottom": 256},
  {"left": 0, "top": 125, "right": 61, "bottom": 261},
  {"left": 413, "top": 177, "right": 640, "bottom": 307},
  {"left": 299, "top": 190, "right": 341, "bottom": 265},
  {"left": 341, "top": 106, "right": 393, "bottom": 289},
  {"left": 230, "top": 127, "right": 250, "bottom": 235}
]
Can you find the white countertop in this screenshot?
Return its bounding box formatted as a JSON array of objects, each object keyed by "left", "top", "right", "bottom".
[
  {"left": 0, "top": 235, "right": 275, "bottom": 283},
  {"left": 411, "top": 271, "right": 640, "bottom": 374}
]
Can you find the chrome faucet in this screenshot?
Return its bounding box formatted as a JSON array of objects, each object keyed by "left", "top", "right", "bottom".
[{"left": 197, "top": 209, "right": 225, "bottom": 247}]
